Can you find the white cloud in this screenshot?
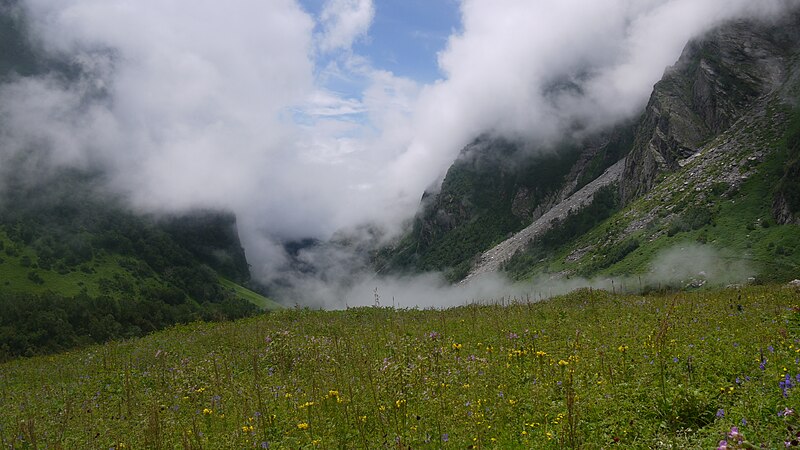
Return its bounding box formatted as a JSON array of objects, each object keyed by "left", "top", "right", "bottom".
[
  {"left": 384, "top": 0, "right": 796, "bottom": 205},
  {"left": 317, "top": 0, "right": 375, "bottom": 53},
  {"left": 0, "top": 0, "right": 795, "bottom": 304}
]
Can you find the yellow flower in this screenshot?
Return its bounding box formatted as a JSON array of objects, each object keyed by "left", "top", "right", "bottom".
[
  {"left": 359, "top": 415, "right": 367, "bottom": 423},
  {"left": 452, "top": 343, "right": 463, "bottom": 350},
  {"left": 202, "top": 408, "right": 213, "bottom": 415},
  {"left": 618, "top": 345, "right": 628, "bottom": 353},
  {"left": 297, "top": 422, "right": 309, "bottom": 430},
  {"left": 558, "top": 359, "right": 569, "bottom": 366},
  {"left": 395, "top": 399, "right": 406, "bottom": 408},
  {"left": 241, "top": 425, "right": 254, "bottom": 433},
  {"left": 328, "top": 390, "right": 339, "bottom": 398}
]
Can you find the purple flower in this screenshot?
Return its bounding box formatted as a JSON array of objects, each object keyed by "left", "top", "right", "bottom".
[
  {"left": 428, "top": 331, "right": 440, "bottom": 340},
  {"left": 779, "top": 407, "right": 795, "bottom": 417},
  {"left": 760, "top": 359, "right": 767, "bottom": 371},
  {"left": 442, "top": 433, "right": 449, "bottom": 443},
  {"left": 780, "top": 374, "right": 794, "bottom": 397},
  {"left": 507, "top": 332, "right": 519, "bottom": 340},
  {"left": 769, "top": 345, "right": 775, "bottom": 353},
  {"left": 260, "top": 442, "right": 270, "bottom": 449},
  {"left": 741, "top": 418, "right": 747, "bottom": 426},
  {"left": 673, "top": 357, "right": 679, "bottom": 363},
  {"left": 716, "top": 409, "right": 725, "bottom": 418},
  {"left": 728, "top": 426, "right": 741, "bottom": 442},
  {"left": 717, "top": 440, "right": 728, "bottom": 450}
]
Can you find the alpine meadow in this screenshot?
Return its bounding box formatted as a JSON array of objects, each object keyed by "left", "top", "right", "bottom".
[{"left": 2, "top": 1, "right": 800, "bottom": 449}]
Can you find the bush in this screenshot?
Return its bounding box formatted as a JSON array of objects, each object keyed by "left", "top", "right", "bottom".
[{"left": 667, "top": 205, "right": 713, "bottom": 236}]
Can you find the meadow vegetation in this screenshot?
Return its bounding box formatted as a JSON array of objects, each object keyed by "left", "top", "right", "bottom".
[{"left": 2, "top": 285, "right": 800, "bottom": 448}]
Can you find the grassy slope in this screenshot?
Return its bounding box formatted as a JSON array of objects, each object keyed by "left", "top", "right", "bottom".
[
  {"left": 509, "top": 103, "right": 800, "bottom": 283},
  {"left": 2, "top": 286, "right": 800, "bottom": 448},
  {"left": 0, "top": 227, "right": 278, "bottom": 310},
  {"left": 219, "top": 278, "right": 281, "bottom": 311},
  {"left": 0, "top": 228, "right": 138, "bottom": 297}
]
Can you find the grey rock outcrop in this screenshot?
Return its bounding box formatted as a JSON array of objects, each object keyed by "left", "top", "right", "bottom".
[{"left": 621, "top": 13, "right": 800, "bottom": 203}]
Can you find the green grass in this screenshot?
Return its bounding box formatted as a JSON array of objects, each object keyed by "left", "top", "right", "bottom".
[
  {"left": 220, "top": 278, "right": 282, "bottom": 311},
  {"left": 2, "top": 286, "right": 800, "bottom": 448},
  {"left": 0, "top": 230, "right": 132, "bottom": 297}
]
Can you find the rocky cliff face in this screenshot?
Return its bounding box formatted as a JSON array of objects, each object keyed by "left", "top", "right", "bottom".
[{"left": 621, "top": 13, "right": 800, "bottom": 202}]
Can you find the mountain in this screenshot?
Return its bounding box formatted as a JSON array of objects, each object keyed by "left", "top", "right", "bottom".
[
  {"left": 380, "top": 11, "right": 800, "bottom": 286},
  {"left": 375, "top": 124, "right": 634, "bottom": 281},
  {"left": 0, "top": 5, "right": 279, "bottom": 360},
  {"left": 0, "top": 167, "right": 281, "bottom": 360}
]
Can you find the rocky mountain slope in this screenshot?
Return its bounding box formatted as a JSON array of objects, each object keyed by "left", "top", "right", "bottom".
[
  {"left": 620, "top": 13, "right": 800, "bottom": 202},
  {"left": 382, "top": 10, "right": 800, "bottom": 285},
  {"left": 376, "top": 121, "right": 633, "bottom": 281},
  {"left": 463, "top": 159, "right": 625, "bottom": 282}
]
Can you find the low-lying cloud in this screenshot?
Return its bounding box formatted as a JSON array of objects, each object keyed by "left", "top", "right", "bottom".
[
  {"left": 0, "top": 0, "right": 792, "bottom": 305},
  {"left": 266, "top": 243, "right": 755, "bottom": 310}
]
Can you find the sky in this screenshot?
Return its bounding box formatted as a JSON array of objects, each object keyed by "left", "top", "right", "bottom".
[{"left": 0, "top": 0, "right": 796, "bottom": 299}]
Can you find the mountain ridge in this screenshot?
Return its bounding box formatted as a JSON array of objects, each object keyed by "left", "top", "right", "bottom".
[{"left": 379, "top": 9, "right": 800, "bottom": 285}]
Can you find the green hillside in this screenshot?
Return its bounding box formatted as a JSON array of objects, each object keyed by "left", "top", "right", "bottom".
[
  {"left": 2, "top": 285, "right": 799, "bottom": 448},
  {"left": 0, "top": 169, "right": 279, "bottom": 360},
  {"left": 506, "top": 104, "right": 800, "bottom": 284}
]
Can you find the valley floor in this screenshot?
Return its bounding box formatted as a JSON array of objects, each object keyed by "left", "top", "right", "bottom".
[{"left": 2, "top": 285, "right": 800, "bottom": 448}]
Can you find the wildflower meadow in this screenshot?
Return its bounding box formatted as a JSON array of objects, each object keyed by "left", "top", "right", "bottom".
[{"left": 2, "top": 285, "right": 800, "bottom": 448}]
